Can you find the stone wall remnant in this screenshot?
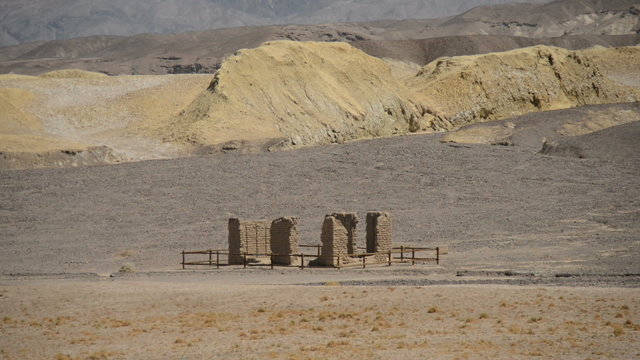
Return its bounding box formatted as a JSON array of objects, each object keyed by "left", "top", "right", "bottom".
[
  {"left": 330, "top": 212, "right": 359, "bottom": 254},
  {"left": 270, "top": 217, "right": 300, "bottom": 265},
  {"left": 366, "top": 212, "right": 392, "bottom": 262},
  {"left": 313, "top": 213, "right": 358, "bottom": 267},
  {"left": 228, "top": 218, "right": 271, "bottom": 264}
]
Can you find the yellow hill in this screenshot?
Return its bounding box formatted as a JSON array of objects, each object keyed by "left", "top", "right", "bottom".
[
  {"left": 2, "top": 42, "right": 640, "bottom": 169},
  {"left": 162, "top": 41, "right": 427, "bottom": 149},
  {"left": 0, "top": 87, "right": 41, "bottom": 134},
  {"left": 410, "top": 45, "right": 640, "bottom": 131}
]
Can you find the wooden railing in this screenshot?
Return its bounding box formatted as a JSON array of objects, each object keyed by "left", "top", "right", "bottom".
[{"left": 181, "top": 245, "right": 441, "bottom": 269}]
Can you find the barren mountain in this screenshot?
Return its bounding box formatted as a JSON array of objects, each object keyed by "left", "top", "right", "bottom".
[
  {"left": 1, "top": 42, "right": 638, "bottom": 170},
  {"left": 0, "top": 0, "right": 551, "bottom": 47},
  {"left": 1, "top": 0, "right": 638, "bottom": 75}
]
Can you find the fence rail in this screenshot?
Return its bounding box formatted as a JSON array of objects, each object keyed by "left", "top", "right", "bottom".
[{"left": 181, "top": 245, "right": 441, "bottom": 269}]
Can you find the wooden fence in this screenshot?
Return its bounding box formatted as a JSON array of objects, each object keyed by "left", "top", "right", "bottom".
[{"left": 181, "top": 245, "right": 441, "bottom": 269}]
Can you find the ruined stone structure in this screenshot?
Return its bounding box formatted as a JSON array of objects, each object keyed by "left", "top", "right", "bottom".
[
  {"left": 366, "top": 212, "right": 393, "bottom": 262},
  {"left": 331, "top": 212, "right": 359, "bottom": 254},
  {"left": 270, "top": 217, "right": 300, "bottom": 265},
  {"left": 226, "top": 212, "right": 392, "bottom": 267},
  {"left": 228, "top": 218, "right": 270, "bottom": 264},
  {"left": 313, "top": 213, "right": 358, "bottom": 267}
]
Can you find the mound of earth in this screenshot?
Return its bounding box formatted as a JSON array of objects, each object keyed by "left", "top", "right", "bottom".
[
  {"left": 441, "top": 102, "right": 640, "bottom": 148},
  {"left": 540, "top": 119, "right": 640, "bottom": 162},
  {"left": 0, "top": 73, "right": 211, "bottom": 169},
  {"left": 162, "top": 41, "right": 426, "bottom": 150},
  {"left": 2, "top": 42, "right": 639, "bottom": 169},
  {"left": 39, "top": 69, "right": 108, "bottom": 79},
  {"left": 164, "top": 42, "right": 640, "bottom": 151},
  {"left": 411, "top": 45, "right": 640, "bottom": 131}
]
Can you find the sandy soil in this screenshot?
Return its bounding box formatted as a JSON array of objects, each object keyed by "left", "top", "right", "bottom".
[{"left": 1, "top": 277, "right": 638, "bottom": 360}]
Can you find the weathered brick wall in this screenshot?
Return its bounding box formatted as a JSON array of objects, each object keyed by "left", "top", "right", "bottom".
[
  {"left": 331, "top": 212, "right": 358, "bottom": 254},
  {"left": 366, "top": 212, "right": 392, "bottom": 261},
  {"left": 313, "top": 213, "right": 359, "bottom": 267},
  {"left": 228, "top": 218, "right": 271, "bottom": 264},
  {"left": 270, "top": 217, "right": 300, "bottom": 265}
]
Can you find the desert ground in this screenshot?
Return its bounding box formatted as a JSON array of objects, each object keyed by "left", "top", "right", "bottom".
[
  {"left": 2, "top": 103, "right": 639, "bottom": 359},
  {"left": 2, "top": 1, "right": 640, "bottom": 359},
  {"left": 1, "top": 279, "right": 639, "bottom": 360}
]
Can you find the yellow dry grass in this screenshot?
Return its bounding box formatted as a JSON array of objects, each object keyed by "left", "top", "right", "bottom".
[{"left": 1, "top": 281, "right": 638, "bottom": 360}]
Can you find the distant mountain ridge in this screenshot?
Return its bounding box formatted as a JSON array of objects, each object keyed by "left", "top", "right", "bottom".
[
  {"left": 1, "top": 0, "right": 638, "bottom": 76},
  {"left": 0, "top": 0, "right": 550, "bottom": 47}
]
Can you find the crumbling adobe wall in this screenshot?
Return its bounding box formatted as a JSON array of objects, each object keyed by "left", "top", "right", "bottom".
[
  {"left": 313, "top": 213, "right": 358, "bottom": 267},
  {"left": 366, "top": 212, "right": 392, "bottom": 262},
  {"left": 331, "top": 212, "right": 359, "bottom": 254},
  {"left": 228, "top": 218, "right": 271, "bottom": 264},
  {"left": 270, "top": 217, "right": 300, "bottom": 265}
]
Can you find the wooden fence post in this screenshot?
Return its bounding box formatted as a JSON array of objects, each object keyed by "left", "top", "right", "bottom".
[
  {"left": 436, "top": 247, "right": 440, "bottom": 265},
  {"left": 400, "top": 246, "right": 404, "bottom": 262},
  {"left": 243, "top": 252, "right": 247, "bottom": 269},
  {"left": 182, "top": 251, "right": 185, "bottom": 269},
  {"left": 388, "top": 251, "right": 391, "bottom": 266},
  {"left": 412, "top": 249, "right": 415, "bottom": 265},
  {"left": 216, "top": 251, "right": 220, "bottom": 269},
  {"left": 301, "top": 253, "right": 305, "bottom": 269}
]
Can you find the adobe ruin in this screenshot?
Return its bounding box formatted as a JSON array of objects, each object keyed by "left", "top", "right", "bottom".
[
  {"left": 228, "top": 218, "right": 271, "bottom": 264},
  {"left": 227, "top": 211, "right": 394, "bottom": 267},
  {"left": 270, "top": 217, "right": 300, "bottom": 265},
  {"left": 366, "top": 212, "right": 393, "bottom": 262}
]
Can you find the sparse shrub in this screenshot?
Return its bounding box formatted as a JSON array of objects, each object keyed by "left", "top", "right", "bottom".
[
  {"left": 529, "top": 317, "right": 542, "bottom": 323},
  {"left": 117, "top": 250, "right": 136, "bottom": 258},
  {"left": 613, "top": 327, "right": 624, "bottom": 337},
  {"left": 427, "top": 307, "right": 438, "bottom": 313},
  {"left": 118, "top": 263, "right": 135, "bottom": 273},
  {"left": 479, "top": 313, "right": 489, "bottom": 319}
]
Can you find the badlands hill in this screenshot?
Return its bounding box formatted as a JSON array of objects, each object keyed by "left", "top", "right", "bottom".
[
  {"left": 1, "top": 41, "right": 639, "bottom": 169},
  {"left": 1, "top": 0, "right": 639, "bottom": 75},
  {"left": 0, "top": 0, "right": 551, "bottom": 47}
]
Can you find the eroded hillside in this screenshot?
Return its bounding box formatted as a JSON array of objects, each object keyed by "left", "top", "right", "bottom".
[
  {"left": 161, "top": 41, "right": 427, "bottom": 151},
  {"left": 1, "top": 41, "right": 639, "bottom": 169}
]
